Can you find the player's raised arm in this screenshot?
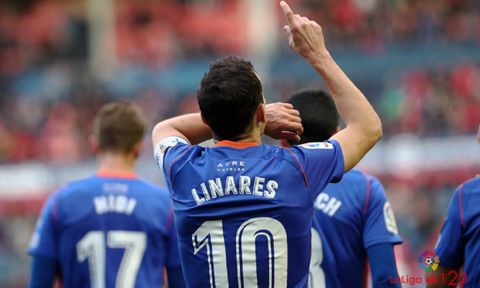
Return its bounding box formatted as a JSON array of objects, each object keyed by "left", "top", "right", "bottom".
[
  {"left": 280, "top": 1, "right": 382, "bottom": 171},
  {"left": 152, "top": 113, "right": 211, "bottom": 147}
]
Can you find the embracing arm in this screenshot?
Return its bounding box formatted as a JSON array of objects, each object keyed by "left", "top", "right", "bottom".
[{"left": 281, "top": 1, "right": 382, "bottom": 171}]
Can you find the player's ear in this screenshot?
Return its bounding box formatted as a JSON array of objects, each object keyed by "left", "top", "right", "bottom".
[
  {"left": 256, "top": 103, "right": 266, "bottom": 124},
  {"left": 200, "top": 112, "right": 209, "bottom": 126},
  {"left": 89, "top": 135, "right": 99, "bottom": 154},
  {"left": 132, "top": 142, "right": 142, "bottom": 159}
]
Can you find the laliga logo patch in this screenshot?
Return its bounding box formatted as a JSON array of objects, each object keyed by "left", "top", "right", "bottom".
[
  {"left": 418, "top": 250, "right": 440, "bottom": 272},
  {"left": 384, "top": 202, "right": 399, "bottom": 234},
  {"left": 300, "top": 142, "right": 333, "bottom": 150}
]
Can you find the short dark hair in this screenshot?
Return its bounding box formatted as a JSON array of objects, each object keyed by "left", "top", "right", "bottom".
[
  {"left": 93, "top": 102, "right": 146, "bottom": 154},
  {"left": 197, "top": 56, "right": 263, "bottom": 140},
  {"left": 287, "top": 90, "right": 338, "bottom": 145}
]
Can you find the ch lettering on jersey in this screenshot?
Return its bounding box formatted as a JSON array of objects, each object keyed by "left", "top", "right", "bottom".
[
  {"left": 94, "top": 195, "right": 137, "bottom": 215},
  {"left": 314, "top": 193, "right": 342, "bottom": 216},
  {"left": 191, "top": 176, "right": 279, "bottom": 205},
  {"left": 216, "top": 160, "right": 246, "bottom": 172}
]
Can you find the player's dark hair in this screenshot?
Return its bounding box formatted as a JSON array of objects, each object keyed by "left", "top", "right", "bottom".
[
  {"left": 197, "top": 56, "right": 263, "bottom": 140},
  {"left": 93, "top": 102, "right": 146, "bottom": 154},
  {"left": 287, "top": 89, "right": 339, "bottom": 145}
]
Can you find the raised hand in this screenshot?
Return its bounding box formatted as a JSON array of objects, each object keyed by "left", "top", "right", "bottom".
[
  {"left": 264, "top": 102, "right": 303, "bottom": 142},
  {"left": 280, "top": 1, "right": 328, "bottom": 62}
]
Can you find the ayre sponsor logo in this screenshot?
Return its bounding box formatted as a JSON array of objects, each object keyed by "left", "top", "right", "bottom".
[{"left": 216, "top": 160, "right": 246, "bottom": 172}]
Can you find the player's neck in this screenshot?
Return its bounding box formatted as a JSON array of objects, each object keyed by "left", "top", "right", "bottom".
[
  {"left": 97, "top": 152, "right": 136, "bottom": 174},
  {"left": 215, "top": 128, "right": 262, "bottom": 144},
  {"left": 216, "top": 134, "right": 261, "bottom": 144}
]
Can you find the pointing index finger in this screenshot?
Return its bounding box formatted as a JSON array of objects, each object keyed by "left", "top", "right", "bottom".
[{"left": 280, "top": 1, "right": 294, "bottom": 24}]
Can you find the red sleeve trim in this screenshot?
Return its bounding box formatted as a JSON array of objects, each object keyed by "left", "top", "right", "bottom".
[
  {"left": 167, "top": 202, "right": 175, "bottom": 231},
  {"left": 287, "top": 148, "right": 309, "bottom": 187},
  {"left": 458, "top": 184, "right": 465, "bottom": 227},
  {"left": 361, "top": 171, "right": 371, "bottom": 215}
]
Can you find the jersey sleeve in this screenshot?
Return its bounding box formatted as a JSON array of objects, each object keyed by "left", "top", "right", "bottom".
[
  {"left": 363, "top": 176, "right": 402, "bottom": 249},
  {"left": 289, "top": 140, "right": 344, "bottom": 198},
  {"left": 154, "top": 136, "right": 189, "bottom": 172},
  {"left": 165, "top": 215, "right": 182, "bottom": 268},
  {"left": 434, "top": 186, "right": 464, "bottom": 269},
  {"left": 27, "top": 193, "right": 60, "bottom": 259},
  {"left": 154, "top": 136, "right": 190, "bottom": 188}
]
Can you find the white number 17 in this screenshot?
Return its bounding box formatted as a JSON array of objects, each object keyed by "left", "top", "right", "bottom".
[{"left": 77, "top": 231, "right": 146, "bottom": 288}]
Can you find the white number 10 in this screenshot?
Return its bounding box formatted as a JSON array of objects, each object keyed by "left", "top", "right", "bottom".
[
  {"left": 77, "top": 231, "right": 146, "bottom": 288},
  {"left": 308, "top": 228, "right": 326, "bottom": 288},
  {"left": 192, "top": 217, "right": 288, "bottom": 288}
]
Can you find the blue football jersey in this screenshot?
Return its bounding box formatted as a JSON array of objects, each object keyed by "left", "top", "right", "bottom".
[
  {"left": 156, "top": 139, "right": 344, "bottom": 288},
  {"left": 435, "top": 177, "right": 480, "bottom": 287},
  {"left": 28, "top": 173, "right": 180, "bottom": 288},
  {"left": 309, "top": 170, "right": 402, "bottom": 288}
]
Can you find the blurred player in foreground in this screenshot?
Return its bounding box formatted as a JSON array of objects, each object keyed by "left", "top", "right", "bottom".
[
  {"left": 151, "top": 1, "right": 382, "bottom": 286},
  {"left": 28, "top": 102, "right": 184, "bottom": 288},
  {"left": 427, "top": 125, "right": 480, "bottom": 288},
  {"left": 285, "top": 90, "right": 402, "bottom": 288}
]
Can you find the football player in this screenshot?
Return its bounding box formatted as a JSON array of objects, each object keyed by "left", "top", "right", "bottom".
[
  {"left": 286, "top": 89, "right": 402, "bottom": 288},
  {"left": 28, "top": 103, "right": 184, "bottom": 288},
  {"left": 152, "top": 2, "right": 382, "bottom": 286}
]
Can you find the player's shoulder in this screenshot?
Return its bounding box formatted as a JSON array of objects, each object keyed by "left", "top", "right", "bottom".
[
  {"left": 266, "top": 144, "right": 309, "bottom": 171},
  {"left": 347, "top": 170, "right": 383, "bottom": 189},
  {"left": 340, "top": 169, "right": 387, "bottom": 205},
  {"left": 131, "top": 178, "right": 169, "bottom": 198},
  {"left": 55, "top": 175, "right": 99, "bottom": 198},
  {"left": 456, "top": 176, "right": 480, "bottom": 198},
  {"left": 460, "top": 176, "right": 480, "bottom": 191},
  {"left": 338, "top": 169, "right": 373, "bottom": 189},
  {"left": 164, "top": 142, "right": 205, "bottom": 168}
]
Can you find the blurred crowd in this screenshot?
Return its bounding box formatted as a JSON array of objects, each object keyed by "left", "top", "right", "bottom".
[
  {"left": 302, "top": 0, "right": 480, "bottom": 49},
  {"left": 1, "top": 0, "right": 480, "bottom": 286},
  {"left": 0, "top": 0, "right": 479, "bottom": 163}
]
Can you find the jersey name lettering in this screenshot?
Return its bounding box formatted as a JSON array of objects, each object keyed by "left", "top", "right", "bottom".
[
  {"left": 93, "top": 195, "right": 137, "bottom": 215},
  {"left": 191, "top": 176, "right": 279, "bottom": 205},
  {"left": 314, "top": 192, "right": 342, "bottom": 216}
]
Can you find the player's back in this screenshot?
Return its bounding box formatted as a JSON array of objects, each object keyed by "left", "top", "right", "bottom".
[
  {"left": 163, "top": 140, "right": 344, "bottom": 287},
  {"left": 456, "top": 177, "right": 480, "bottom": 286},
  {"left": 309, "top": 170, "right": 401, "bottom": 288},
  {"left": 28, "top": 173, "right": 175, "bottom": 288}
]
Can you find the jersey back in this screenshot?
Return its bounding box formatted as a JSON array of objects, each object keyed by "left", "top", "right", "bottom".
[
  {"left": 309, "top": 170, "right": 402, "bottom": 288},
  {"left": 435, "top": 177, "right": 480, "bottom": 287},
  {"left": 28, "top": 174, "right": 179, "bottom": 288},
  {"left": 160, "top": 140, "right": 344, "bottom": 288}
]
